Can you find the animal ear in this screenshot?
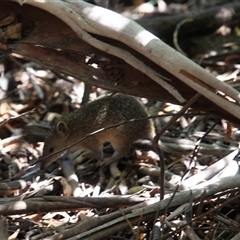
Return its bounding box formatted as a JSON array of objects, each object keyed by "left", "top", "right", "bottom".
[
  {"left": 51, "top": 116, "right": 61, "bottom": 127},
  {"left": 56, "top": 121, "right": 69, "bottom": 138}
]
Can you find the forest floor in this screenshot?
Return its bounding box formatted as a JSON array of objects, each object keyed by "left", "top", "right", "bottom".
[{"left": 0, "top": 1, "right": 240, "bottom": 239}]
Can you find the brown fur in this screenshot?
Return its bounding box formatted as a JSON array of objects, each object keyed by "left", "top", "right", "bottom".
[{"left": 41, "top": 94, "right": 155, "bottom": 168}]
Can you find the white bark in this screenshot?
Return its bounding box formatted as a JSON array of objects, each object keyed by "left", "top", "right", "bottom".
[{"left": 18, "top": 0, "right": 240, "bottom": 120}]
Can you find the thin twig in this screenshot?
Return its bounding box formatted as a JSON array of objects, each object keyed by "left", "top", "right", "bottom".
[
  {"left": 153, "top": 93, "right": 201, "bottom": 200},
  {"left": 0, "top": 108, "right": 36, "bottom": 128}
]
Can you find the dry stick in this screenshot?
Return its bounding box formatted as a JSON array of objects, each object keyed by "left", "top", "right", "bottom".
[
  {"left": 179, "top": 70, "right": 240, "bottom": 120},
  {"left": 196, "top": 189, "right": 207, "bottom": 220},
  {"left": 119, "top": 208, "right": 135, "bottom": 236},
  {"left": 41, "top": 196, "right": 144, "bottom": 208},
  {"left": 0, "top": 217, "right": 7, "bottom": 240},
  {"left": 173, "top": 18, "right": 193, "bottom": 56},
  {"left": 180, "top": 121, "right": 219, "bottom": 184},
  {"left": 178, "top": 149, "right": 239, "bottom": 190},
  {"left": 165, "top": 219, "right": 201, "bottom": 240},
  {"left": 20, "top": 0, "right": 240, "bottom": 120},
  {"left": 62, "top": 0, "right": 240, "bottom": 107},
  {"left": 65, "top": 1, "right": 240, "bottom": 100},
  {"left": 64, "top": 1, "right": 185, "bottom": 103},
  {"left": 66, "top": 175, "right": 240, "bottom": 240},
  {"left": 50, "top": 200, "right": 152, "bottom": 240},
  {"left": 23, "top": 0, "right": 185, "bottom": 103},
  {"left": 0, "top": 108, "right": 36, "bottom": 127},
  {"left": 159, "top": 191, "right": 240, "bottom": 240},
  {"left": 153, "top": 93, "right": 201, "bottom": 200},
  {"left": 231, "top": 233, "right": 240, "bottom": 240},
  {"left": 45, "top": 175, "right": 240, "bottom": 240},
  {"left": 189, "top": 121, "right": 218, "bottom": 162},
  {"left": 150, "top": 93, "right": 201, "bottom": 239},
  {"left": 0, "top": 195, "right": 144, "bottom": 215},
  {"left": 19, "top": 0, "right": 240, "bottom": 118}
]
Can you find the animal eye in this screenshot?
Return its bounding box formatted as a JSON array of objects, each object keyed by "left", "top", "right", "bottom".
[{"left": 49, "top": 147, "right": 54, "bottom": 153}]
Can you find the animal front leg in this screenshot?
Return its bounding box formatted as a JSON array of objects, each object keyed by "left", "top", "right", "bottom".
[
  {"left": 102, "top": 150, "right": 126, "bottom": 166},
  {"left": 92, "top": 147, "right": 104, "bottom": 166}
]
